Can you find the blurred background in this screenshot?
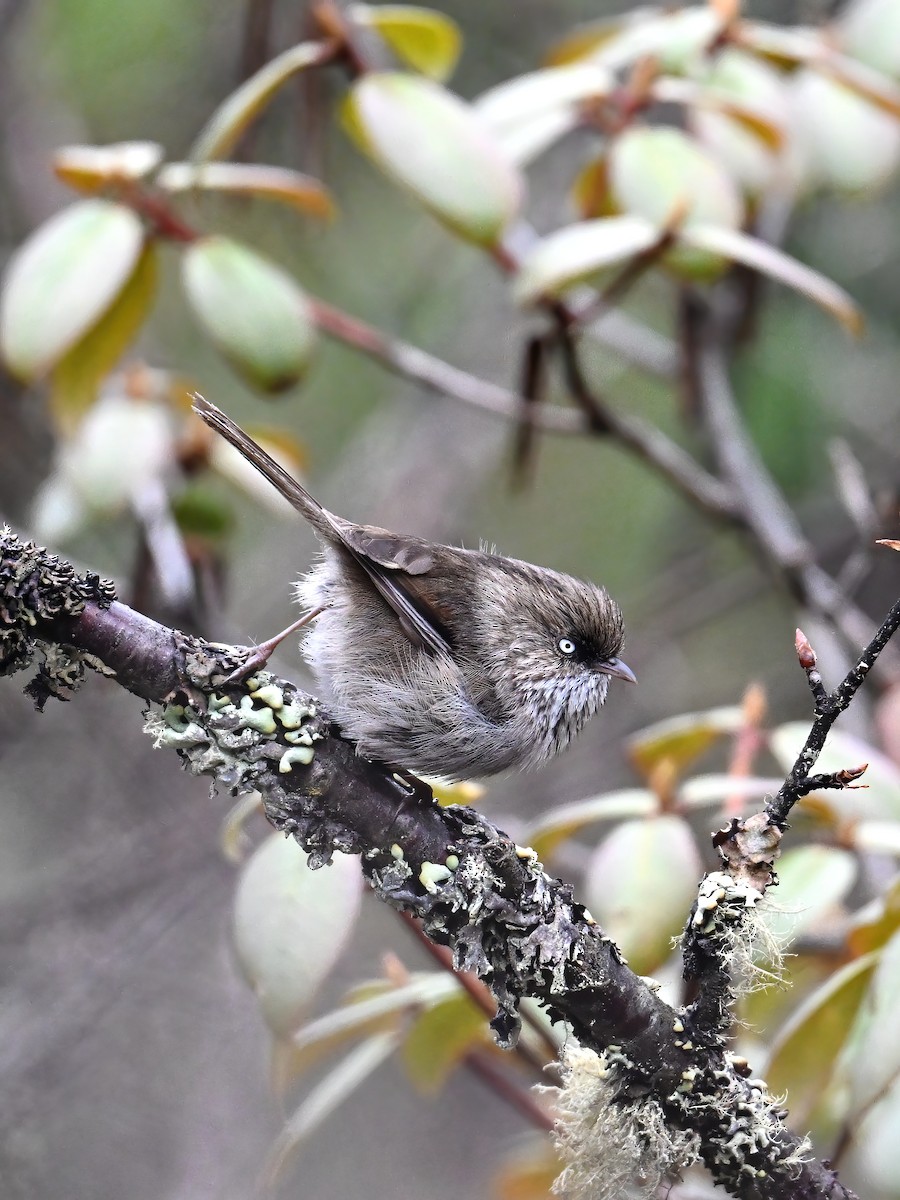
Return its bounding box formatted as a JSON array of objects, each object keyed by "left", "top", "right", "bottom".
[{"left": 2, "top": 0, "right": 900, "bottom": 1197}]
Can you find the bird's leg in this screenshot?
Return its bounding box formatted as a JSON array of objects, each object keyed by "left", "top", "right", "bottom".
[{"left": 225, "top": 603, "right": 331, "bottom": 684}]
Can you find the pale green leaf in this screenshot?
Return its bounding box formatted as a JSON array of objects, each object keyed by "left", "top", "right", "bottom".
[
  {"left": 766, "top": 951, "right": 880, "bottom": 1127},
  {"left": 49, "top": 242, "right": 158, "bottom": 433},
  {"left": 583, "top": 814, "right": 702, "bottom": 973},
  {"left": 474, "top": 64, "right": 614, "bottom": 164},
  {"left": 350, "top": 4, "right": 461, "bottom": 81},
  {"left": 839, "top": 0, "right": 900, "bottom": 79},
  {"left": 157, "top": 162, "right": 335, "bottom": 219},
  {"left": 343, "top": 72, "right": 523, "bottom": 245},
  {"left": 264, "top": 1031, "right": 400, "bottom": 1186},
  {"left": 53, "top": 141, "right": 164, "bottom": 192},
  {"left": 191, "top": 41, "right": 329, "bottom": 161},
  {"left": 763, "top": 844, "right": 858, "bottom": 949},
  {"left": 402, "top": 993, "right": 487, "bottom": 1092},
  {"left": 233, "top": 835, "right": 363, "bottom": 1037},
  {"left": 770, "top": 723, "right": 900, "bottom": 819},
  {"left": 0, "top": 200, "right": 145, "bottom": 380},
  {"left": 627, "top": 705, "right": 745, "bottom": 778},
  {"left": 513, "top": 216, "right": 660, "bottom": 305},
  {"left": 182, "top": 236, "right": 317, "bottom": 391},
  {"left": 524, "top": 788, "right": 658, "bottom": 861},
  {"left": 680, "top": 224, "right": 864, "bottom": 333}
]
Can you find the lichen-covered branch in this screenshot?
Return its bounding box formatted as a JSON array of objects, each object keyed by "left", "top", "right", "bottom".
[{"left": 0, "top": 527, "right": 859, "bottom": 1200}]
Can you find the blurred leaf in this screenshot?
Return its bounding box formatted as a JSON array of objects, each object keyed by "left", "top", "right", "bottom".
[
  {"left": 544, "top": 10, "right": 655, "bottom": 66},
  {"left": 583, "top": 814, "right": 702, "bottom": 974},
  {"left": 680, "top": 225, "right": 864, "bottom": 333},
  {"left": 233, "top": 835, "right": 363, "bottom": 1037},
  {"left": 848, "top": 878, "right": 900, "bottom": 957},
  {"left": 182, "top": 236, "right": 317, "bottom": 391},
  {"left": 475, "top": 64, "right": 614, "bottom": 165},
  {"left": 157, "top": 162, "right": 335, "bottom": 218},
  {"left": 586, "top": 8, "right": 725, "bottom": 74},
  {"left": 734, "top": 20, "right": 827, "bottom": 68},
  {"left": 608, "top": 126, "right": 743, "bottom": 278},
  {"left": 343, "top": 72, "right": 523, "bottom": 245},
  {"left": 766, "top": 951, "right": 879, "bottom": 1127},
  {"left": 31, "top": 393, "right": 175, "bottom": 543},
  {"left": 0, "top": 200, "right": 145, "bottom": 381},
  {"left": 218, "top": 791, "right": 263, "bottom": 864},
  {"left": 48, "top": 242, "right": 158, "bottom": 434},
  {"left": 350, "top": 4, "right": 461, "bottom": 81},
  {"left": 424, "top": 777, "right": 485, "bottom": 807},
  {"left": 264, "top": 1031, "right": 400, "bottom": 1186},
  {"left": 53, "top": 141, "right": 164, "bottom": 192},
  {"left": 678, "top": 773, "right": 785, "bottom": 809},
  {"left": 610, "top": 126, "right": 742, "bottom": 228},
  {"left": 826, "top": 52, "right": 900, "bottom": 120},
  {"left": 770, "top": 723, "right": 900, "bottom": 820},
  {"left": 851, "top": 819, "right": 900, "bottom": 856},
  {"left": 493, "top": 1147, "right": 561, "bottom": 1200},
  {"left": 525, "top": 789, "right": 658, "bottom": 860},
  {"left": 848, "top": 926, "right": 900, "bottom": 1116},
  {"left": 570, "top": 156, "right": 613, "bottom": 219},
  {"left": 171, "top": 481, "right": 235, "bottom": 539},
  {"left": 191, "top": 41, "right": 328, "bottom": 161},
  {"left": 841, "top": 1081, "right": 900, "bottom": 1198},
  {"left": 764, "top": 844, "right": 858, "bottom": 950},
  {"left": 839, "top": 0, "right": 900, "bottom": 79},
  {"left": 791, "top": 68, "right": 900, "bottom": 193},
  {"left": 653, "top": 77, "right": 785, "bottom": 152},
  {"left": 627, "top": 705, "right": 745, "bottom": 778},
  {"left": 513, "top": 216, "right": 660, "bottom": 305},
  {"left": 402, "top": 992, "right": 487, "bottom": 1092},
  {"left": 291, "top": 973, "right": 459, "bottom": 1054}
]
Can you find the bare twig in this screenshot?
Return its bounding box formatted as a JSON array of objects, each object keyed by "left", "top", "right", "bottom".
[{"left": 768, "top": 600, "right": 900, "bottom": 826}]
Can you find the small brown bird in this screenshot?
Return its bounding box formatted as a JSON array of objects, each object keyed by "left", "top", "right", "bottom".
[{"left": 195, "top": 396, "right": 634, "bottom": 780}]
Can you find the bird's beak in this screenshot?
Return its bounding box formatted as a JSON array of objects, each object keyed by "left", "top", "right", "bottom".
[{"left": 600, "top": 657, "right": 637, "bottom": 684}]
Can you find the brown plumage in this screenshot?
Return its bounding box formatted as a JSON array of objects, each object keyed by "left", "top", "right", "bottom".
[{"left": 196, "top": 395, "right": 634, "bottom": 780}]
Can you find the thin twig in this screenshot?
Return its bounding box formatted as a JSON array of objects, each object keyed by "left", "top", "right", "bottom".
[
  {"left": 768, "top": 597, "right": 900, "bottom": 826},
  {"left": 464, "top": 1049, "right": 556, "bottom": 1132}
]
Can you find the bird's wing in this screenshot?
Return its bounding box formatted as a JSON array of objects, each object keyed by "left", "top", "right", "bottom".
[{"left": 340, "top": 526, "right": 452, "bottom": 655}]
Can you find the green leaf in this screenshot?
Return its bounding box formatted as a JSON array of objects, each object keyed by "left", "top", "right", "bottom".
[
  {"left": 343, "top": 72, "right": 523, "bottom": 245},
  {"left": 848, "top": 878, "right": 900, "bottom": 956},
  {"left": 402, "top": 993, "right": 487, "bottom": 1092},
  {"left": 791, "top": 68, "right": 900, "bottom": 193},
  {"left": 839, "top": 0, "right": 900, "bottom": 79},
  {"left": 680, "top": 224, "right": 864, "bottom": 332},
  {"left": 264, "top": 1031, "right": 400, "bottom": 1186},
  {"left": 157, "top": 162, "right": 335, "bottom": 219},
  {"left": 53, "top": 141, "right": 164, "bottom": 192},
  {"left": 581, "top": 8, "right": 724, "bottom": 75},
  {"left": 513, "top": 216, "right": 660, "bottom": 304},
  {"left": 770, "top": 723, "right": 900, "bottom": 819},
  {"left": 524, "top": 789, "right": 658, "bottom": 861},
  {"left": 190, "top": 41, "right": 329, "bottom": 161},
  {"left": 30, "top": 393, "right": 176, "bottom": 542},
  {"left": 49, "top": 242, "right": 158, "bottom": 433},
  {"left": 350, "top": 4, "right": 461, "bottom": 81},
  {"left": 608, "top": 126, "right": 743, "bottom": 278},
  {"left": 626, "top": 705, "right": 745, "bottom": 778},
  {"left": 182, "top": 236, "right": 317, "bottom": 391},
  {"left": 171, "top": 481, "right": 235, "bottom": 539},
  {"left": 583, "top": 814, "right": 702, "bottom": 974},
  {"left": 233, "top": 835, "right": 362, "bottom": 1037},
  {"left": 763, "top": 844, "right": 858, "bottom": 950},
  {"left": 848, "top": 927, "right": 900, "bottom": 1116},
  {"left": 475, "top": 64, "right": 614, "bottom": 165},
  {"left": 0, "top": 200, "right": 145, "bottom": 381},
  {"left": 766, "top": 951, "right": 880, "bottom": 1128}
]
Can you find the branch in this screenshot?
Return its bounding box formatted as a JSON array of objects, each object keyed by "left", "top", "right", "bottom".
[
  {"left": 684, "top": 292, "right": 900, "bottom": 671},
  {"left": 0, "top": 527, "right": 861, "bottom": 1200}
]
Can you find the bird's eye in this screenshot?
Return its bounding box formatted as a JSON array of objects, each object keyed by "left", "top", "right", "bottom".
[{"left": 558, "top": 638, "right": 577, "bottom": 657}]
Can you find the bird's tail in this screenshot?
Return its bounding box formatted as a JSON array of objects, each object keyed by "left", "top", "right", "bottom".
[{"left": 192, "top": 393, "right": 334, "bottom": 537}]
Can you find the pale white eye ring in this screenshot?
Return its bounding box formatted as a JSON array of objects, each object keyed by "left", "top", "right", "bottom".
[{"left": 558, "top": 638, "right": 577, "bottom": 657}]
